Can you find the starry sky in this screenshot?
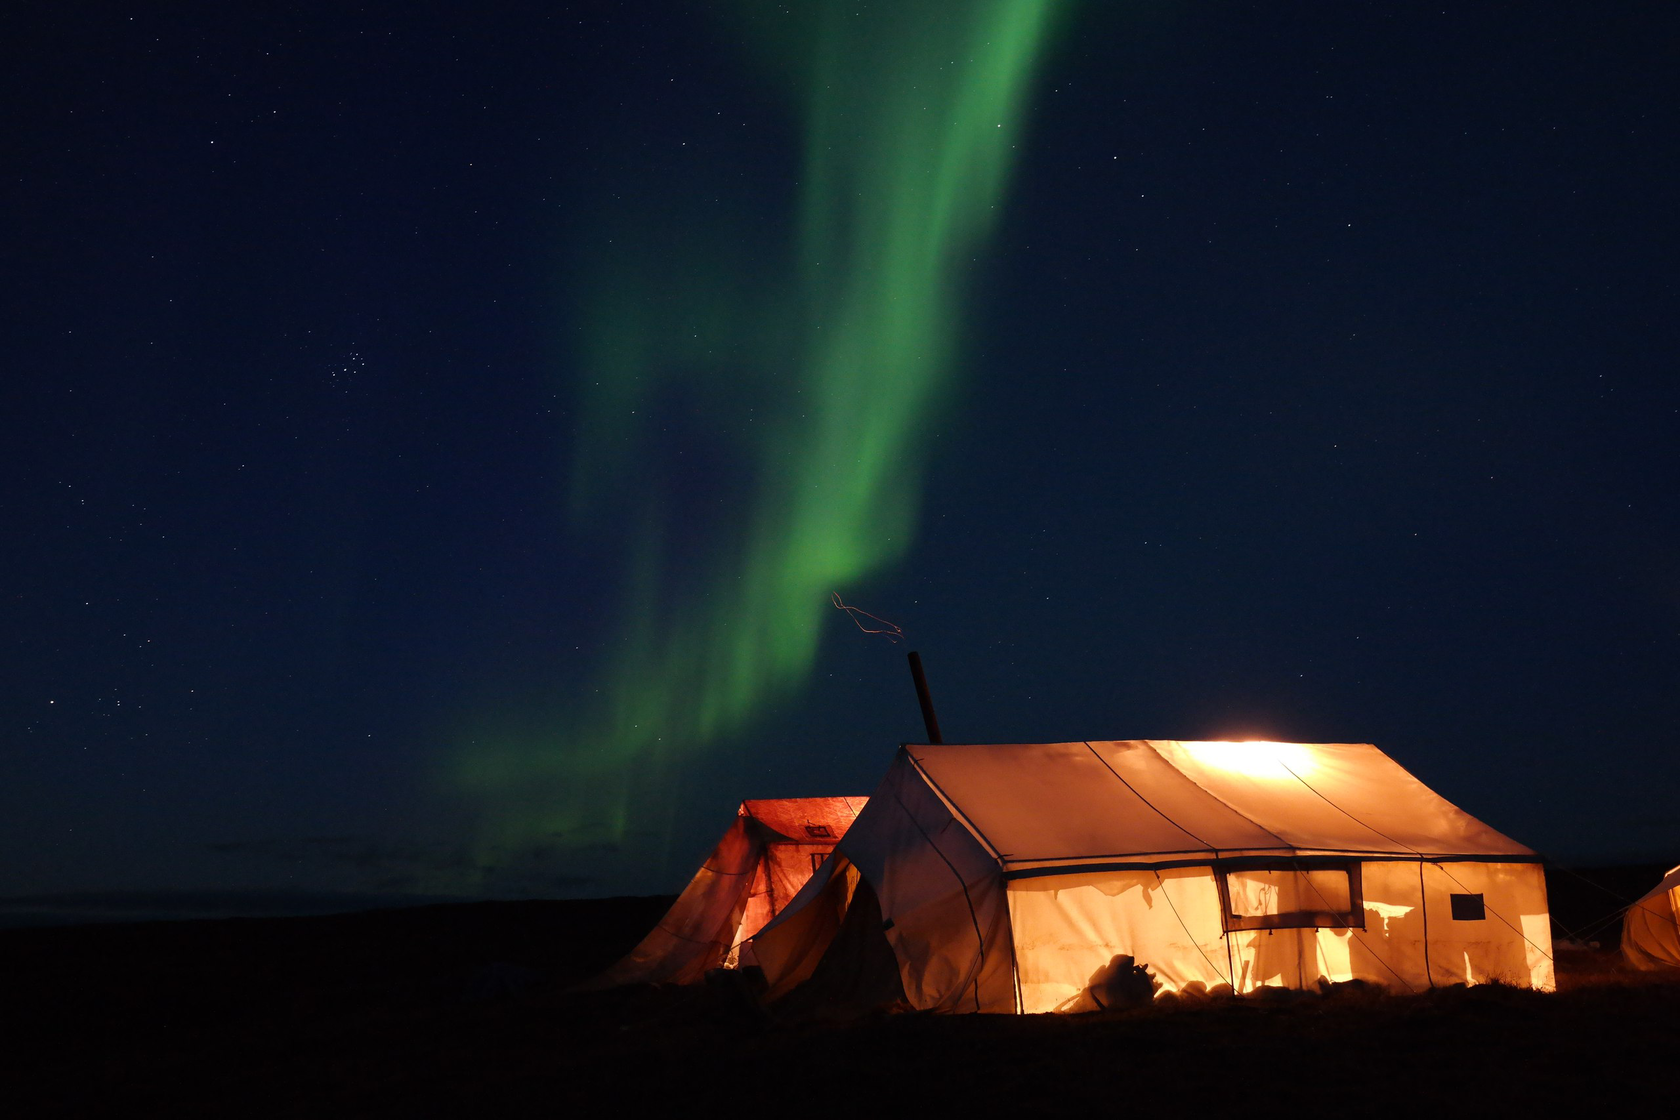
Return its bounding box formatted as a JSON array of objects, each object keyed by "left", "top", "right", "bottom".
[{"left": 5, "top": 1, "right": 1677, "bottom": 922}]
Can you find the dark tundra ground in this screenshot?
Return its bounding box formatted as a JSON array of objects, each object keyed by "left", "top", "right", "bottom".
[{"left": 4, "top": 867, "right": 1676, "bottom": 1116}]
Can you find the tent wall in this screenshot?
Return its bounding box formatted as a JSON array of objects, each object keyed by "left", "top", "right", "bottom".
[
  {"left": 1006, "top": 857, "right": 1553, "bottom": 1010},
  {"left": 589, "top": 813, "right": 759, "bottom": 989},
  {"left": 1007, "top": 867, "right": 1230, "bottom": 1012},
  {"left": 765, "top": 872, "right": 908, "bottom": 1017},
  {"left": 588, "top": 797, "right": 865, "bottom": 989},
  {"left": 1621, "top": 867, "right": 1680, "bottom": 970},
  {"left": 1416, "top": 861, "right": 1554, "bottom": 989},
  {"left": 753, "top": 856, "right": 860, "bottom": 999},
  {"left": 734, "top": 840, "right": 842, "bottom": 959},
  {"left": 830, "top": 754, "right": 1017, "bottom": 1013}
]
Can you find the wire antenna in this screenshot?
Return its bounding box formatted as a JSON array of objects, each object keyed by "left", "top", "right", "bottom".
[
  {"left": 831, "top": 592, "right": 943, "bottom": 742},
  {"left": 831, "top": 592, "right": 905, "bottom": 644}
]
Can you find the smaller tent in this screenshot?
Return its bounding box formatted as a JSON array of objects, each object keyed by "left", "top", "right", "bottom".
[
  {"left": 587, "top": 797, "right": 867, "bottom": 988},
  {"left": 1621, "top": 864, "right": 1680, "bottom": 970}
]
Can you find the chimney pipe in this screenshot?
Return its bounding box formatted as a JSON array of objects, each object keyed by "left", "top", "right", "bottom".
[{"left": 906, "top": 650, "right": 943, "bottom": 744}]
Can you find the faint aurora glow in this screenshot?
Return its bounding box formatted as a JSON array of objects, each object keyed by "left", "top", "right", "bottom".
[{"left": 455, "top": 1, "right": 1063, "bottom": 882}]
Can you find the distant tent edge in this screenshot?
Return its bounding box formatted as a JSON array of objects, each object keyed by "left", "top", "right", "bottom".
[
  {"left": 1621, "top": 864, "right": 1680, "bottom": 970},
  {"left": 580, "top": 796, "right": 868, "bottom": 989},
  {"left": 751, "top": 740, "right": 1558, "bottom": 1013}
]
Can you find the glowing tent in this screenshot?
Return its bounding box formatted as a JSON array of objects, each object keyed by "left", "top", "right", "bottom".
[
  {"left": 753, "top": 741, "right": 1555, "bottom": 1013},
  {"left": 587, "top": 796, "right": 866, "bottom": 988},
  {"left": 1620, "top": 864, "right": 1680, "bottom": 970}
]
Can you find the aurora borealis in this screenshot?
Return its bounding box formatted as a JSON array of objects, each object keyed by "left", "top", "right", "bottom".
[
  {"left": 458, "top": 2, "right": 1062, "bottom": 876},
  {"left": 5, "top": 2, "right": 1678, "bottom": 918}
]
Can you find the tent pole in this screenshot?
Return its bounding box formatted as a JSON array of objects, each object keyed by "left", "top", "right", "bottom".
[{"left": 907, "top": 651, "right": 944, "bottom": 744}]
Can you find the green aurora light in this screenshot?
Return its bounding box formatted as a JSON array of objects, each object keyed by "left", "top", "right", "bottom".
[{"left": 456, "top": 1, "right": 1063, "bottom": 880}]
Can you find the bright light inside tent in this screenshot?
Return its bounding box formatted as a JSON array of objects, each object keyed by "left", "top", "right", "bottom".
[{"left": 1178, "top": 740, "right": 1320, "bottom": 780}]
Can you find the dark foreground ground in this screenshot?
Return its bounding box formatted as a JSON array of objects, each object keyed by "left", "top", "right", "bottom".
[{"left": 4, "top": 867, "right": 1676, "bottom": 1116}]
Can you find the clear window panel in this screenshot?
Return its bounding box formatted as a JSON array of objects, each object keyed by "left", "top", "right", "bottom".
[{"left": 1227, "top": 868, "right": 1352, "bottom": 916}]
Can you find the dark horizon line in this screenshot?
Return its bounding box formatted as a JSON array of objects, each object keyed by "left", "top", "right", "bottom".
[{"left": 5, "top": 853, "right": 1676, "bottom": 932}]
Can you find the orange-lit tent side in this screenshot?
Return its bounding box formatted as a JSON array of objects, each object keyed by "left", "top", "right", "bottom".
[
  {"left": 583, "top": 796, "right": 866, "bottom": 989},
  {"left": 752, "top": 741, "right": 1556, "bottom": 1013},
  {"left": 1621, "top": 864, "right": 1680, "bottom": 970}
]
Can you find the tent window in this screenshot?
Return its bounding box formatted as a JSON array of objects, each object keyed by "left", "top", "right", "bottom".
[
  {"left": 1218, "top": 862, "right": 1365, "bottom": 932},
  {"left": 1450, "top": 893, "right": 1486, "bottom": 921},
  {"left": 810, "top": 853, "right": 826, "bottom": 876}
]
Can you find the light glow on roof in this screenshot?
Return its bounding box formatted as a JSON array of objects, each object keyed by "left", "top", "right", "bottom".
[{"left": 1177, "top": 740, "right": 1320, "bottom": 780}]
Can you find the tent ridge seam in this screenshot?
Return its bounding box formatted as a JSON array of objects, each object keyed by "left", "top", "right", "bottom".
[{"left": 904, "top": 748, "right": 1006, "bottom": 864}]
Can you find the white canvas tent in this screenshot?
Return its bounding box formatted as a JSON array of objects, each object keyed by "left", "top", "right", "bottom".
[
  {"left": 753, "top": 741, "right": 1555, "bottom": 1013},
  {"left": 587, "top": 796, "right": 866, "bottom": 988},
  {"left": 1620, "top": 864, "right": 1680, "bottom": 970}
]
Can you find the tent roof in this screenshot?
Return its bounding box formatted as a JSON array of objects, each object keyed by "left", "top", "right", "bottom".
[
  {"left": 741, "top": 797, "right": 867, "bottom": 841},
  {"left": 1641, "top": 864, "right": 1680, "bottom": 900},
  {"left": 905, "top": 740, "right": 1534, "bottom": 870}
]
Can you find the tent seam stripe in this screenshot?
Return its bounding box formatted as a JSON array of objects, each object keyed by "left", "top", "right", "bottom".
[
  {"left": 905, "top": 749, "right": 1006, "bottom": 864},
  {"left": 1083, "top": 741, "right": 1215, "bottom": 852},
  {"left": 1150, "top": 869, "right": 1232, "bottom": 987},
  {"left": 1143, "top": 741, "right": 1293, "bottom": 849},
  {"left": 1419, "top": 861, "right": 1433, "bottom": 988},
  {"left": 1275, "top": 759, "right": 1425, "bottom": 856},
  {"left": 886, "top": 776, "right": 990, "bottom": 1014}
]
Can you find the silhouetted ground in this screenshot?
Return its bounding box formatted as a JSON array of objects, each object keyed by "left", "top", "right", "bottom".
[{"left": 4, "top": 868, "right": 1675, "bottom": 1116}]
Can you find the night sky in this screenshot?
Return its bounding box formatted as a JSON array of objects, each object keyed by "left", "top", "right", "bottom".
[{"left": 5, "top": 2, "right": 1676, "bottom": 923}]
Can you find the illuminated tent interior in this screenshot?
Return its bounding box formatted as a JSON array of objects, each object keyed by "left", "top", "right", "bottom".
[
  {"left": 1620, "top": 864, "right": 1680, "bottom": 970},
  {"left": 585, "top": 796, "right": 866, "bottom": 988},
  {"left": 751, "top": 741, "right": 1555, "bottom": 1013}
]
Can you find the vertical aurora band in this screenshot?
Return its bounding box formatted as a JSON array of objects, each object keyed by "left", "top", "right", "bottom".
[{"left": 459, "top": 1, "right": 1061, "bottom": 877}]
